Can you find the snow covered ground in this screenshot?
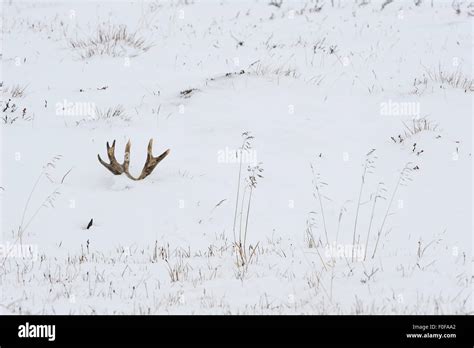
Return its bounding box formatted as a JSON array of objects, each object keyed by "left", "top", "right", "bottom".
[{"left": 0, "top": 0, "right": 472, "bottom": 314}]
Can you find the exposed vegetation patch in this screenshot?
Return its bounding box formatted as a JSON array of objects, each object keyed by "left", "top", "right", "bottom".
[
  {"left": 68, "top": 24, "right": 152, "bottom": 59},
  {"left": 414, "top": 66, "right": 473, "bottom": 94}
]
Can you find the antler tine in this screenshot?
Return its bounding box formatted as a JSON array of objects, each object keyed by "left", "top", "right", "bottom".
[
  {"left": 123, "top": 140, "right": 131, "bottom": 172},
  {"left": 122, "top": 140, "right": 141, "bottom": 180},
  {"left": 98, "top": 139, "right": 124, "bottom": 175},
  {"left": 135, "top": 138, "right": 170, "bottom": 180}
]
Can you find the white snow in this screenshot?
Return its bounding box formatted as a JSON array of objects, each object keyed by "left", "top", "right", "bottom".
[{"left": 0, "top": 0, "right": 472, "bottom": 314}]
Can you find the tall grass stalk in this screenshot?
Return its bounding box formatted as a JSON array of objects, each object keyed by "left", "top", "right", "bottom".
[
  {"left": 232, "top": 132, "right": 252, "bottom": 245},
  {"left": 310, "top": 163, "right": 329, "bottom": 246},
  {"left": 364, "top": 183, "right": 386, "bottom": 261},
  {"left": 231, "top": 132, "right": 263, "bottom": 269},
  {"left": 371, "top": 163, "right": 413, "bottom": 259},
  {"left": 352, "top": 150, "right": 376, "bottom": 262}
]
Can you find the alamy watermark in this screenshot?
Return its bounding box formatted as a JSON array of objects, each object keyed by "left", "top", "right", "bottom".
[
  {"left": 217, "top": 147, "right": 258, "bottom": 165},
  {"left": 56, "top": 99, "right": 96, "bottom": 118},
  {"left": 380, "top": 99, "right": 420, "bottom": 117},
  {"left": 325, "top": 242, "right": 364, "bottom": 261},
  {"left": 18, "top": 322, "right": 55, "bottom": 342}
]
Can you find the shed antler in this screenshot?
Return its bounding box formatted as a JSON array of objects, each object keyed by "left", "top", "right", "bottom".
[
  {"left": 98, "top": 139, "right": 170, "bottom": 180},
  {"left": 97, "top": 140, "right": 125, "bottom": 175}
]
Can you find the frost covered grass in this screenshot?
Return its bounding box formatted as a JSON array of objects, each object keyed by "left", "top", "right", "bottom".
[
  {"left": 390, "top": 118, "right": 440, "bottom": 144},
  {"left": 0, "top": 232, "right": 470, "bottom": 314},
  {"left": 414, "top": 66, "right": 474, "bottom": 93},
  {"left": 3, "top": 84, "right": 28, "bottom": 99},
  {"left": 68, "top": 24, "right": 153, "bottom": 59}
]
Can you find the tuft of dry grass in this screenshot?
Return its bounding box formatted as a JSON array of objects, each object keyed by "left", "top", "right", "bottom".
[
  {"left": 268, "top": 0, "right": 283, "bottom": 8},
  {"left": 95, "top": 105, "right": 127, "bottom": 120},
  {"left": 68, "top": 24, "right": 152, "bottom": 59},
  {"left": 390, "top": 117, "right": 439, "bottom": 144},
  {"left": 414, "top": 66, "right": 474, "bottom": 93},
  {"left": 165, "top": 259, "right": 190, "bottom": 282},
  {"left": 1, "top": 97, "right": 32, "bottom": 124},
  {"left": 3, "top": 84, "right": 28, "bottom": 98},
  {"left": 402, "top": 117, "right": 438, "bottom": 136},
  {"left": 74, "top": 105, "right": 129, "bottom": 126},
  {"left": 247, "top": 61, "right": 300, "bottom": 79}
]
